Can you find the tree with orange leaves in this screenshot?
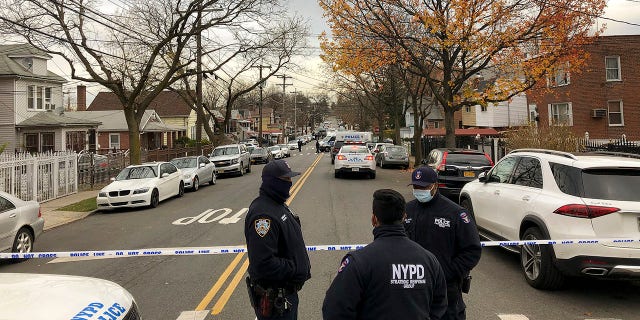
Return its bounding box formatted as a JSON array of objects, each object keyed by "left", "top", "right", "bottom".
[{"left": 319, "top": 0, "right": 606, "bottom": 147}]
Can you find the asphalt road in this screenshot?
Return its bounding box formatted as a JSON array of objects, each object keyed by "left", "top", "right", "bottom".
[{"left": 2, "top": 143, "right": 639, "bottom": 320}]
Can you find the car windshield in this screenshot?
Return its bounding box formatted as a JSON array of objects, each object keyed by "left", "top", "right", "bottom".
[
  {"left": 581, "top": 168, "right": 640, "bottom": 201},
  {"left": 446, "top": 153, "right": 491, "bottom": 166},
  {"left": 268, "top": 146, "right": 279, "bottom": 152},
  {"left": 251, "top": 148, "right": 265, "bottom": 154},
  {"left": 170, "top": 158, "right": 197, "bottom": 169},
  {"left": 387, "top": 146, "right": 407, "bottom": 153},
  {"left": 212, "top": 147, "right": 239, "bottom": 156},
  {"left": 115, "top": 166, "right": 157, "bottom": 180}
]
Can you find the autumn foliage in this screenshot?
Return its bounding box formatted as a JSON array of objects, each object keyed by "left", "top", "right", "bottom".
[{"left": 319, "top": 0, "right": 606, "bottom": 147}]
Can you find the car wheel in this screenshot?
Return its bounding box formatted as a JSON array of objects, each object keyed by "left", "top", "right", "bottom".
[
  {"left": 12, "top": 228, "right": 34, "bottom": 254},
  {"left": 520, "top": 227, "right": 565, "bottom": 290},
  {"left": 370, "top": 172, "right": 376, "bottom": 179},
  {"left": 239, "top": 163, "right": 245, "bottom": 176},
  {"left": 334, "top": 170, "right": 340, "bottom": 178},
  {"left": 150, "top": 189, "right": 160, "bottom": 208},
  {"left": 380, "top": 159, "right": 385, "bottom": 169},
  {"left": 210, "top": 172, "right": 216, "bottom": 185},
  {"left": 247, "top": 162, "right": 252, "bottom": 173},
  {"left": 331, "top": 158, "right": 335, "bottom": 164},
  {"left": 178, "top": 182, "right": 185, "bottom": 197},
  {"left": 193, "top": 176, "right": 199, "bottom": 191}
]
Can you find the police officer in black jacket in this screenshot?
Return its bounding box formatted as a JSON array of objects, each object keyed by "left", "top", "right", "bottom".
[
  {"left": 323, "top": 189, "right": 448, "bottom": 320},
  {"left": 245, "top": 160, "right": 311, "bottom": 320},
  {"left": 404, "top": 167, "right": 482, "bottom": 320}
]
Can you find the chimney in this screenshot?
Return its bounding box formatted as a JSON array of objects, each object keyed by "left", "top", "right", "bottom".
[{"left": 77, "top": 85, "right": 87, "bottom": 111}]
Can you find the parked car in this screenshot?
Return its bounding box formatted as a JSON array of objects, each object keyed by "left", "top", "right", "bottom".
[
  {"left": 0, "top": 191, "right": 44, "bottom": 255},
  {"left": 287, "top": 141, "right": 298, "bottom": 150},
  {"left": 209, "top": 144, "right": 251, "bottom": 176},
  {"left": 460, "top": 149, "right": 640, "bottom": 290},
  {"left": 375, "top": 145, "right": 410, "bottom": 169},
  {"left": 422, "top": 148, "right": 493, "bottom": 200},
  {"left": 268, "top": 146, "right": 285, "bottom": 159},
  {"left": 0, "top": 273, "right": 141, "bottom": 319},
  {"left": 96, "top": 162, "right": 184, "bottom": 209},
  {"left": 334, "top": 145, "right": 376, "bottom": 179},
  {"left": 170, "top": 156, "right": 216, "bottom": 191},
  {"left": 250, "top": 147, "right": 272, "bottom": 164},
  {"left": 77, "top": 151, "right": 108, "bottom": 173},
  {"left": 277, "top": 144, "right": 291, "bottom": 157},
  {"left": 319, "top": 136, "right": 334, "bottom": 152},
  {"left": 371, "top": 142, "right": 393, "bottom": 154}
]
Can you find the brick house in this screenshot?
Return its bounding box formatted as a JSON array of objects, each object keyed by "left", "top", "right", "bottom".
[{"left": 527, "top": 35, "right": 640, "bottom": 141}]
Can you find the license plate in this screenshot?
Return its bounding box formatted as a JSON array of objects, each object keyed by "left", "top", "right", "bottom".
[
  {"left": 463, "top": 171, "right": 475, "bottom": 178},
  {"left": 218, "top": 169, "right": 224, "bottom": 173},
  {"left": 352, "top": 167, "right": 360, "bottom": 172}
]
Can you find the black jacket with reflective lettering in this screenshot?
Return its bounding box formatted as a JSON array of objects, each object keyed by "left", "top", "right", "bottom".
[
  {"left": 244, "top": 192, "right": 311, "bottom": 287},
  {"left": 404, "top": 193, "right": 482, "bottom": 283},
  {"left": 322, "top": 224, "right": 448, "bottom": 320}
]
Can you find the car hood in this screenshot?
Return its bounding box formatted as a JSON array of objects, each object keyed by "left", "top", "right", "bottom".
[
  {"left": 209, "top": 155, "right": 239, "bottom": 161},
  {"left": 0, "top": 273, "right": 134, "bottom": 319},
  {"left": 180, "top": 167, "right": 197, "bottom": 175},
  {"left": 101, "top": 178, "right": 156, "bottom": 191}
]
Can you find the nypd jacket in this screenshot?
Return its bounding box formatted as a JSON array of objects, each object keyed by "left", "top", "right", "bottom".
[
  {"left": 322, "top": 224, "right": 448, "bottom": 320},
  {"left": 244, "top": 193, "right": 311, "bottom": 287},
  {"left": 404, "top": 193, "right": 482, "bottom": 283}
]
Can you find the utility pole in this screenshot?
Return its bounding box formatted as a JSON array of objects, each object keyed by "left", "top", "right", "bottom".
[
  {"left": 275, "top": 74, "right": 292, "bottom": 140},
  {"left": 290, "top": 88, "right": 298, "bottom": 136},
  {"left": 253, "top": 65, "right": 271, "bottom": 145},
  {"left": 195, "top": 2, "right": 204, "bottom": 154}
]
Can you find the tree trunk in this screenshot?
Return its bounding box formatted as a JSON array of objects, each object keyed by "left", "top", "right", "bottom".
[
  {"left": 412, "top": 99, "right": 423, "bottom": 166},
  {"left": 124, "top": 108, "right": 142, "bottom": 164},
  {"left": 444, "top": 107, "right": 456, "bottom": 148}
]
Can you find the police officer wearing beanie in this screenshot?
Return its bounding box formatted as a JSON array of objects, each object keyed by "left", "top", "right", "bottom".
[
  {"left": 404, "top": 167, "right": 481, "bottom": 320},
  {"left": 245, "top": 160, "right": 311, "bottom": 320},
  {"left": 323, "top": 189, "right": 448, "bottom": 320}
]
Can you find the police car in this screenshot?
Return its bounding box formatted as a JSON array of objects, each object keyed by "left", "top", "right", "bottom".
[
  {"left": 0, "top": 273, "right": 141, "bottom": 319},
  {"left": 334, "top": 145, "right": 376, "bottom": 179}
]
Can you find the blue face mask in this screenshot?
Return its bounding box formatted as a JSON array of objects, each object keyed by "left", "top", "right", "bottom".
[{"left": 413, "top": 189, "right": 433, "bottom": 203}]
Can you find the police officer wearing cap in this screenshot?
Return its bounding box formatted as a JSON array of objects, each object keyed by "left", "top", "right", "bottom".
[
  {"left": 404, "top": 167, "right": 481, "bottom": 320},
  {"left": 244, "top": 160, "right": 311, "bottom": 320},
  {"left": 323, "top": 189, "right": 448, "bottom": 320}
]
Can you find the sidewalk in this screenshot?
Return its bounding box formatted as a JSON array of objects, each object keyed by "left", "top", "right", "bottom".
[{"left": 40, "top": 190, "right": 100, "bottom": 230}]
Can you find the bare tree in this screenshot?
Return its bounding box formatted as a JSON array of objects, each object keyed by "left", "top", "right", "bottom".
[{"left": 0, "top": 0, "right": 286, "bottom": 163}]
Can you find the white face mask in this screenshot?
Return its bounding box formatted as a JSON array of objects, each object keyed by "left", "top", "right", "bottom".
[{"left": 413, "top": 189, "right": 434, "bottom": 203}]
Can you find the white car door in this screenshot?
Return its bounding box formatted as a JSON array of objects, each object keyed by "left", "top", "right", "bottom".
[
  {"left": 200, "top": 156, "right": 214, "bottom": 183},
  {"left": 158, "top": 163, "right": 175, "bottom": 200},
  {"left": 0, "top": 196, "right": 18, "bottom": 251},
  {"left": 473, "top": 156, "right": 519, "bottom": 236},
  {"left": 496, "top": 156, "right": 544, "bottom": 240}
]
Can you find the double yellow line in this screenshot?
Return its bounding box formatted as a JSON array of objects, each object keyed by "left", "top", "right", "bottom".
[{"left": 195, "top": 153, "right": 323, "bottom": 315}]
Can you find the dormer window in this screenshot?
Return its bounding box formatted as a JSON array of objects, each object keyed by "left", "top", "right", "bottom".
[
  {"left": 27, "top": 85, "right": 54, "bottom": 110},
  {"left": 21, "top": 57, "right": 33, "bottom": 71}
]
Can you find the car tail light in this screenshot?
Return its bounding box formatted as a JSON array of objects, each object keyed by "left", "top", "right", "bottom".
[
  {"left": 337, "top": 155, "right": 347, "bottom": 160},
  {"left": 437, "top": 152, "right": 448, "bottom": 171},
  {"left": 38, "top": 206, "right": 42, "bottom": 218},
  {"left": 438, "top": 183, "right": 446, "bottom": 188},
  {"left": 484, "top": 153, "right": 494, "bottom": 166},
  {"left": 553, "top": 204, "right": 620, "bottom": 219},
  {"left": 365, "top": 155, "right": 374, "bottom": 160}
]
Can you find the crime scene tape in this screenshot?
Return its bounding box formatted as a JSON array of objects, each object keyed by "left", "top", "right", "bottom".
[{"left": 1, "top": 238, "right": 639, "bottom": 259}]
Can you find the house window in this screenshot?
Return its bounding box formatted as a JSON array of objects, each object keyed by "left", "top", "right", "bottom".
[
  {"left": 548, "top": 63, "right": 570, "bottom": 87},
  {"left": 607, "top": 100, "right": 624, "bottom": 126},
  {"left": 481, "top": 105, "right": 487, "bottom": 112},
  {"left": 109, "top": 133, "right": 120, "bottom": 150},
  {"left": 27, "top": 85, "right": 35, "bottom": 109},
  {"left": 66, "top": 131, "right": 86, "bottom": 152},
  {"left": 433, "top": 121, "right": 440, "bottom": 129},
  {"left": 605, "top": 56, "right": 621, "bottom": 81},
  {"left": 41, "top": 132, "right": 55, "bottom": 152},
  {"left": 36, "top": 86, "right": 44, "bottom": 109},
  {"left": 548, "top": 103, "right": 573, "bottom": 126},
  {"left": 465, "top": 106, "right": 471, "bottom": 113},
  {"left": 25, "top": 133, "right": 39, "bottom": 153},
  {"left": 44, "top": 87, "right": 52, "bottom": 109}
]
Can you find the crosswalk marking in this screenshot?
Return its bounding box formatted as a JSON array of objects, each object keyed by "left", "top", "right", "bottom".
[
  {"left": 176, "top": 310, "right": 208, "bottom": 320},
  {"left": 498, "top": 315, "right": 529, "bottom": 320}
]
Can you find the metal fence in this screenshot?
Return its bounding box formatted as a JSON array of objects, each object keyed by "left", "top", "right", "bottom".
[
  {"left": 77, "top": 151, "right": 131, "bottom": 190},
  {"left": 142, "top": 145, "right": 215, "bottom": 162},
  {"left": 416, "top": 136, "right": 507, "bottom": 163},
  {"left": 0, "top": 151, "right": 77, "bottom": 202},
  {"left": 580, "top": 139, "right": 640, "bottom": 155}
]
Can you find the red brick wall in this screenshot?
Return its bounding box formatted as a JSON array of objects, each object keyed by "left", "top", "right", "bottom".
[
  {"left": 97, "top": 131, "right": 130, "bottom": 151},
  {"left": 528, "top": 35, "right": 640, "bottom": 140}
]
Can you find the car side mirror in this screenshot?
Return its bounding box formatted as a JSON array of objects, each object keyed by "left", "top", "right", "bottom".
[
  {"left": 478, "top": 171, "right": 487, "bottom": 182},
  {"left": 200, "top": 163, "right": 206, "bottom": 168},
  {"left": 162, "top": 172, "right": 170, "bottom": 178},
  {"left": 110, "top": 177, "right": 115, "bottom": 181}
]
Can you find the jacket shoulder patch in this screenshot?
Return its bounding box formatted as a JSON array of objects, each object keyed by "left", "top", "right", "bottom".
[{"left": 255, "top": 218, "right": 271, "bottom": 237}]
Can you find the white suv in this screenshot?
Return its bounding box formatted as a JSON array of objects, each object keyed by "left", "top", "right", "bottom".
[
  {"left": 460, "top": 149, "right": 640, "bottom": 289},
  {"left": 209, "top": 144, "right": 251, "bottom": 176}
]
